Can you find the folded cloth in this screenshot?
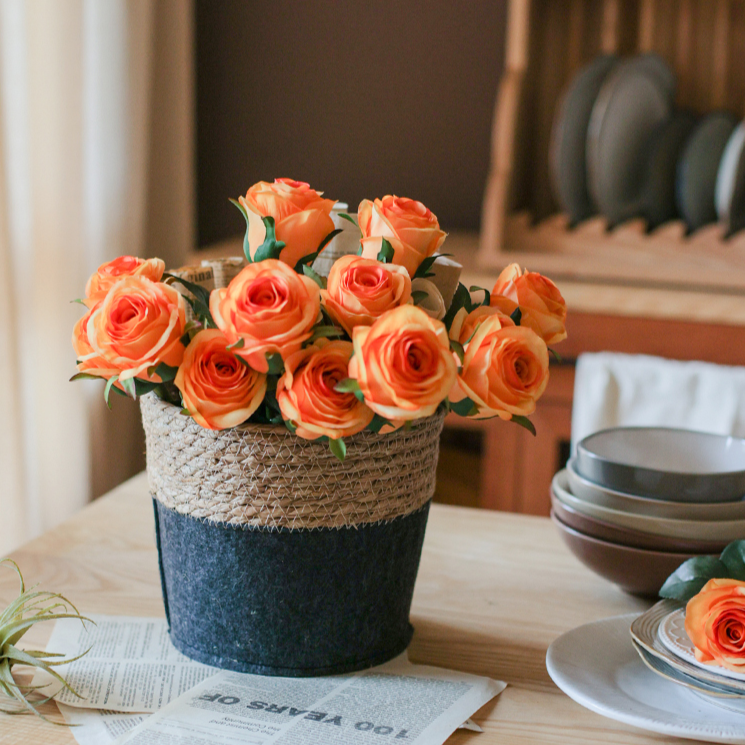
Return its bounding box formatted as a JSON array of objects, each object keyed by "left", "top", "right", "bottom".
[{"left": 571, "top": 352, "right": 745, "bottom": 454}]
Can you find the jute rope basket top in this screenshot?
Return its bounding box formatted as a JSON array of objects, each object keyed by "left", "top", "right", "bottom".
[{"left": 141, "top": 394, "right": 444, "bottom": 531}]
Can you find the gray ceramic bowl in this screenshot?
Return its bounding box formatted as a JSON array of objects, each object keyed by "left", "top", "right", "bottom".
[
  {"left": 575, "top": 427, "right": 745, "bottom": 502},
  {"left": 551, "top": 511, "right": 703, "bottom": 597}
]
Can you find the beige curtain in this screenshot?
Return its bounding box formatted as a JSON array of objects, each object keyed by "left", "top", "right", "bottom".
[{"left": 0, "top": 0, "right": 193, "bottom": 556}]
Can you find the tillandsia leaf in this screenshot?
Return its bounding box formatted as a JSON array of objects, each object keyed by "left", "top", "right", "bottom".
[
  {"left": 469, "top": 286, "right": 491, "bottom": 307},
  {"left": 328, "top": 437, "right": 347, "bottom": 462},
  {"left": 103, "top": 376, "right": 119, "bottom": 409},
  {"left": 450, "top": 340, "right": 465, "bottom": 364},
  {"left": 294, "top": 229, "right": 343, "bottom": 271},
  {"left": 0, "top": 560, "right": 92, "bottom": 723},
  {"left": 449, "top": 397, "right": 478, "bottom": 417},
  {"left": 338, "top": 212, "right": 359, "bottom": 230},
  {"left": 549, "top": 348, "right": 562, "bottom": 363},
  {"left": 510, "top": 415, "right": 536, "bottom": 436},
  {"left": 377, "top": 238, "right": 395, "bottom": 263},
  {"left": 301, "top": 264, "right": 326, "bottom": 289},
  {"left": 442, "top": 282, "right": 473, "bottom": 330},
  {"left": 334, "top": 378, "right": 364, "bottom": 402},
  {"left": 253, "top": 217, "right": 286, "bottom": 263},
  {"left": 411, "top": 290, "right": 429, "bottom": 306},
  {"left": 510, "top": 307, "right": 522, "bottom": 326}
]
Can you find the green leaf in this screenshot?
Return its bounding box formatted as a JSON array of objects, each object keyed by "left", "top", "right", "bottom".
[
  {"left": 154, "top": 362, "right": 179, "bottom": 382},
  {"left": 367, "top": 414, "right": 393, "bottom": 433},
  {"left": 180, "top": 408, "right": 190, "bottom": 416},
  {"left": 377, "top": 238, "right": 395, "bottom": 263},
  {"left": 265, "top": 353, "right": 284, "bottom": 375},
  {"left": 721, "top": 541, "right": 745, "bottom": 580},
  {"left": 230, "top": 197, "right": 253, "bottom": 261},
  {"left": 284, "top": 419, "right": 297, "bottom": 434},
  {"left": 120, "top": 376, "right": 137, "bottom": 400},
  {"left": 450, "top": 397, "right": 478, "bottom": 417},
  {"left": 293, "top": 229, "right": 344, "bottom": 271},
  {"left": 310, "top": 325, "right": 344, "bottom": 342},
  {"left": 253, "top": 216, "right": 287, "bottom": 262},
  {"left": 226, "top": 337, "right": 245, "bottom": 350},
  {"left": 511, "top": 415, "right": 536, "bottom": 435},
  {"left": 356, "top": 242, "right": 364, "bottom": 256},
  {"left": 413, "top": 256, "right": 438, "bottom": 279},
  {"left": 133, "top": 379, "right": 160, "bottom": 396},
  {"left": 470, "top": 285, "right": 491, "bottom": 307},
  {"left": 69, "top": 372, "right": 101, "bottom": 382},
  {"left": 338, "top": 212, "right": 359, "bottom": 229},
  {"left": 659, "top": 556, "right": 730, "bottom": 601},
  {"left": 328, "top": 437, "right": 347, "bottom": 462},
  {"left": 302, "top": 264, "right": 326, "bottom": 289},
  {"left": 103, "top": 376, "right": 119, "bottom": 409},
  {"left": 70, "top": 298, "right": 87, "bottom": 306},
  {"left": 411, "top": 290, "right": 429, "bottom": 306},
  {"left": 442, "top": 282, "right": 473, "bottom": 330},
  {"left": 510, "top": 307, "right": 522, "bottom": 325},
  {"left": 450, "top": 339, "right": 465, "bottom": 364},
  {"left": 334, "top": 378, "right": 364, "bottom": 402},
  {"left": 163, "top": 272, "right": 215, "bottom": 327},
  {"left": 549, "top": 347, "right": 562, "bottom": 363}
]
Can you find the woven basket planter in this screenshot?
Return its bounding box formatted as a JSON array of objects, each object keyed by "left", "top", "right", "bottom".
[{"left": 140, "top": 393, "right": 445, "bottom": 676}]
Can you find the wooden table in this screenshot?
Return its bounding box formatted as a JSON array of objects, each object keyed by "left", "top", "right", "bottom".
[{"left": 1, "top": 473, "right": 688, "bottom": 744}]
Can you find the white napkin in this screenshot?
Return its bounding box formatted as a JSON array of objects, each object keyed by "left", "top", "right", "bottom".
[{"left": 571, "top": 352, "right": 745, "bottom": 453}]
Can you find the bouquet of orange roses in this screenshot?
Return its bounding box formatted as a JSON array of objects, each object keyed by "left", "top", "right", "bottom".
[{"left": 71, "top": 178, "right": 566, "bottom": 461}]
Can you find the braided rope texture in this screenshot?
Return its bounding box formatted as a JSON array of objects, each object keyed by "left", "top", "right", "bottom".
[{"left": 141, "top": 394, "right": 444, "bottom": 530}]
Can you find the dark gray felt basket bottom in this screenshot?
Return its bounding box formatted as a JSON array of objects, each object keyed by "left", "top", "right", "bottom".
[{"left": 153, "top": 499, "right": 430, "bottom": 676}]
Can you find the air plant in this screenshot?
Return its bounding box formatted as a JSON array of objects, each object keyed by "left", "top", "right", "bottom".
[{"left": 0, "top": 558, "right": 91, "bottom": 722}]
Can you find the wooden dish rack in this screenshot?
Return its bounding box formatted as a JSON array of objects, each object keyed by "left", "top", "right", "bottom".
[{"left": 478, "top": 0, "right": 745, "bottom": 291}]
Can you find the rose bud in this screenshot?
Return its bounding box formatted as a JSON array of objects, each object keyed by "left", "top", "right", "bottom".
[
  {"left": 175, "top": 329, "right": 266, "bottom": 430},
  {"left": 209, "top": 259, "right": 320, "bottom": 374},
  {"left": 321, "top": 255, "right": 411, "bottom": 336},
  {"left": 450, "top": 311, "right": 549, "bottom": 420},
  {"left": 80, "top": 276, "right": 186, "bottom": 382},
  {"left": 277, "top": 340, "right": 373, "bottom": 440},
  {"left": 448, "top": 305, "right": 515, "bottom": 345},
  {"left": 358, "top": 196, "right": 447, "bottom": 278},
  {"left": 239, "top": 178, "right": 336, "bottom": 267},
  {"left": 685, "top": 578, "right": 745, "bottom": 673},
  {"left": 348, "top": 305, "right": 456, "bottom": 425},
  {"left": 490, "top": 264, "right": 567, "bottom": 345},
  {"left": 84, "top": 256, "right": 165, "bottom": 308}
]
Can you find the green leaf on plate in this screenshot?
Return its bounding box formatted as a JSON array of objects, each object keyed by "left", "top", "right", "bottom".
[
  {"left": 659, "top": 556, "right": 730, "bottom": 601},
  {"left": 720, "top": 540, "right": 745, "bottom": 581}
]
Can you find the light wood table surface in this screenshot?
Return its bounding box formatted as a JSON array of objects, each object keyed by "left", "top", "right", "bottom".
[{"left": 0, "top": 472, "right": 687, "bottom": 744}]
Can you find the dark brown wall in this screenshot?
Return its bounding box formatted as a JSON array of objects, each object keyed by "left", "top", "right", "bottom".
[{"left": 195, "top": 0, "right": 507, "bottom": 247}]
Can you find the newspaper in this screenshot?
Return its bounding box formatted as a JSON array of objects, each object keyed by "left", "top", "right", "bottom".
[
  {"left": 113, "top": 655, "right": 505, "bottom": 745},
  {"left": 57, "top": 704, "right": 147, "bottom": 745},
  {"left": 32, "top": 615, "right": 218, "bottom": 711}
]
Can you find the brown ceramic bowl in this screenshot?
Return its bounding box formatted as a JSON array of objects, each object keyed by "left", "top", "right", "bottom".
[
  {"left": 550, "top": 490, "right": 728, "bottom": 554},
  {"left": 551, "top": 511, "right": 704, "bottom": 597}
]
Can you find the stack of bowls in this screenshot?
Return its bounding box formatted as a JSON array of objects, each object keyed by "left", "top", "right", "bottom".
[{"left": 551, "top": 427, "right": 745, "bottom": 597}]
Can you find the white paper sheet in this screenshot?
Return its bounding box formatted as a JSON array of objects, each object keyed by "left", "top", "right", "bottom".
[
  {"left": 32, "top": 615, "right": 218, "bottom": 711},
  {"left": 57, "top": 704, "right": 147, "bottom": 745},
  {"left": 113, "top": 655, "right": 505, "bottom": 745}
]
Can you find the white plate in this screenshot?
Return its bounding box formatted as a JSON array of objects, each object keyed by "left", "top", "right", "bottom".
[
  {"left": 553, "top": 471, "right": 745, "bottom": 541},
  {"left": 660, "top": 608, "right": 745, "bottom": 682},
  {"left": 547, "top": 614, "right": 745, "bottom": 743},
  {"left": 566, "top": 459, "right": 745, "bottom": 520}
]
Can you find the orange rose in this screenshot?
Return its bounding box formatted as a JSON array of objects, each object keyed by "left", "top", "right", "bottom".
[
  {"left": 491, "top": 264, "right": 567, "bottom": 345},
  {"left": 277, "top": 340, "right": 373, "bottom": 440},
  {"left": 450, "top": 311, "right": 549, "bottom": 419},
  {"left": 210, "top": 259, "right": 320, "bottom": 374},
  {"left": 320, "top": 255, "right": 412, "bottom": 336},
  {"left": 84, "top": 256, "right": 165, "bottom": 308},
  {"left": 348, "top": 305, "right": 456, "bottom": 424},
  {"left": 358, "top": 196, "right": 447, "bottom": 278},
  {"left": 175, "top": 329, "right": 266, "bottom": 430},
  {"left": 685, "top": 578, "right": 745, "bottom": 673},
  {"left": 449, "top": 305, "right": 514, "bottom": 346},
  {"left": 80, "top": 276, "right": 186, "bottom": 382},
  {"left": 239, "top": 178, "right": 336, "bottom": 266}
]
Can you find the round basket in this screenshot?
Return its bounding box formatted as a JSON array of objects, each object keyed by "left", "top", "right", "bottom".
[{"left": 140, "top": 393, "right": 445, "bottom": 676}]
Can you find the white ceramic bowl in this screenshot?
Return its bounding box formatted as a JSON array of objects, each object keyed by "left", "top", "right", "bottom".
[
  {"left": 575, "top": 427, "right": 745, "bottom": 502},
  {"left": 553, "top": 470, "right": 745, "bottom": 542},
  {"left": 566, "top": 459, "right": 745, "bottom": 520}
]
